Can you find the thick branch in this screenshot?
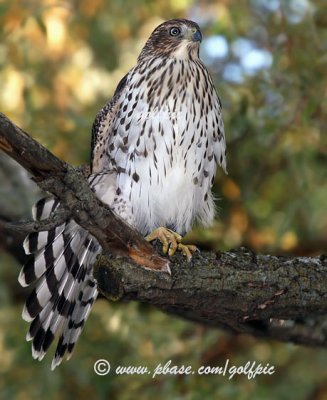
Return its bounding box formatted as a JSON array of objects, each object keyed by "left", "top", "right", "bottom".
[
  {"left": 0, "top": 112, "right": 169, "bottom": 272},
  {"left": 94, "top": 247, "right": 327, "bottom": 347}
]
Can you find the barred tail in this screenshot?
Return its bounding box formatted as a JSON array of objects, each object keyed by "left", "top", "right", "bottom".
[{"left": 19, "top": 197, "right": 100, "bottom": 369}]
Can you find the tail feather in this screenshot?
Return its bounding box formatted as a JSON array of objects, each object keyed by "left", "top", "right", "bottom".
[
  {"left": 23, "top": 197, "right": 61, "bottom": 257},
  {"left": 27, "top": 237, "right": 82, "bottom": 342},
  {"left": 52, "top": 278, "right": 97, "bottom": 369},
  {"left": 19, "top": 196, "right": 101, "bottom": 368},
  {"left": 22, "top": 229, "right": 80, "bottom": 321},
  {"left": 27, "top": 235, "right": 80, "bottom": 338},
  {"left": 32, "top": 197, "right": 60, "bottom": 221},
  {"left": 45, "top": 238, "right": 92, "bottom": 331},
  {"left": 26, "top": 300, "right": 53, "bottom": 341},
  {"left": 20, "top": 224, "right": 66, "bottom": 286},
  {"left": 23, "top": 223, "right": 66, "bottom": 255},
  {"left": 28, "top": 253, "right": 81, "bottom": 358}
]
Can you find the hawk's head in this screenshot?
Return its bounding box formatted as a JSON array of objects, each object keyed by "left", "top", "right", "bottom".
[{"left": 139, "top": 19, "right": 202, "bottom": 61}]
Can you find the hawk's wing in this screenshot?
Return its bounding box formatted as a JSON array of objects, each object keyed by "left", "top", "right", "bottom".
[{"left": 90, "top": 73, "right": 128, "bottom": 173}]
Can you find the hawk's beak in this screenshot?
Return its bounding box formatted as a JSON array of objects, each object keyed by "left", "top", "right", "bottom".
[{"left": 192, "top": 29, "right": 202, "bottom": 43}]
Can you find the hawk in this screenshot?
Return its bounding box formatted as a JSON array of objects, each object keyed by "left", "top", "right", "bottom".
[{"left": 18, "top": 19, "right": 227, "bottom": 369}]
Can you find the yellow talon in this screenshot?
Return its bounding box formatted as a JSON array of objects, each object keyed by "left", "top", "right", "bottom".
[
  {"left": 145, "top": 227, "right": 198, "bottom": 261},
  {"left": 177, "top": 243, "right": 198, "bottom": 261},
  {"left": 145, "top": 227, "right": 181, "bottom": 255}
]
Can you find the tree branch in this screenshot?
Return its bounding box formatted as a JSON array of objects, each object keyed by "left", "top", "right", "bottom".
[
  {"left": 1, "top": 112, "right": 326, "bottom": 347},
  {"left": 94, "top": 247, "right": 327, "bottom": 347}
]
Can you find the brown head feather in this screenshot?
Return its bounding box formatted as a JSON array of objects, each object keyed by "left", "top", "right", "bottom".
[{"left": 138, "top": 19, "right": 202, "bottom": 60}]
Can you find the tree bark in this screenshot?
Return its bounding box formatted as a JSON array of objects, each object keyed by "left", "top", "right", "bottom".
[
  {"left": 94, "top": 248, "right": 327, "bottom": 347},
  {"left": 1, "top": 112, "right": 326, "bottom": 347}
]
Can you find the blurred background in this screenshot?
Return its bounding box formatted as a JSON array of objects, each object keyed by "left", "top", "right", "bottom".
[{"left": 0, "top": 0, "right": 326, "bottom": 399}]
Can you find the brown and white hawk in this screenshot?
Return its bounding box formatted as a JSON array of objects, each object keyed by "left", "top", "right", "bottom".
[{"left": 18, "top": 19, "right": 227, "bottom": 369}]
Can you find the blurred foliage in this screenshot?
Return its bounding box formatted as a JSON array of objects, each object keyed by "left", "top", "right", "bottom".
[{"left": 0, "top": 0, "right": 326, "bottom": 399}]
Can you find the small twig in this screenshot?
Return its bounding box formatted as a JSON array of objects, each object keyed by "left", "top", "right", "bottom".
[{"left": 3, "top": 206, "right": 69, "bottom": 235}]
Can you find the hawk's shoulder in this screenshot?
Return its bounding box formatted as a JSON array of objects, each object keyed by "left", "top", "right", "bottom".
[{"left": 90, "top": 73, "right": 129, "bottom": 173}]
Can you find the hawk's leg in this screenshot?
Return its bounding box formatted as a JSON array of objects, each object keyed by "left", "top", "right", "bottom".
[{"left": 145, "top": 227, "right": 198, "bottom": 261}]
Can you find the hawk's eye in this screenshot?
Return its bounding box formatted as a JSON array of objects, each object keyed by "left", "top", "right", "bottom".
[{"left": 170, "top": 27, "right": 181, "bottom": 36}]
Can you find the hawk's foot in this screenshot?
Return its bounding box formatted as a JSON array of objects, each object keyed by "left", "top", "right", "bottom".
[
  {"left": 177, "top": 243, "right": 198, "bottom": 262},
  {"left": 145, "top": 227, "right": 198, "bottom": 261}
]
